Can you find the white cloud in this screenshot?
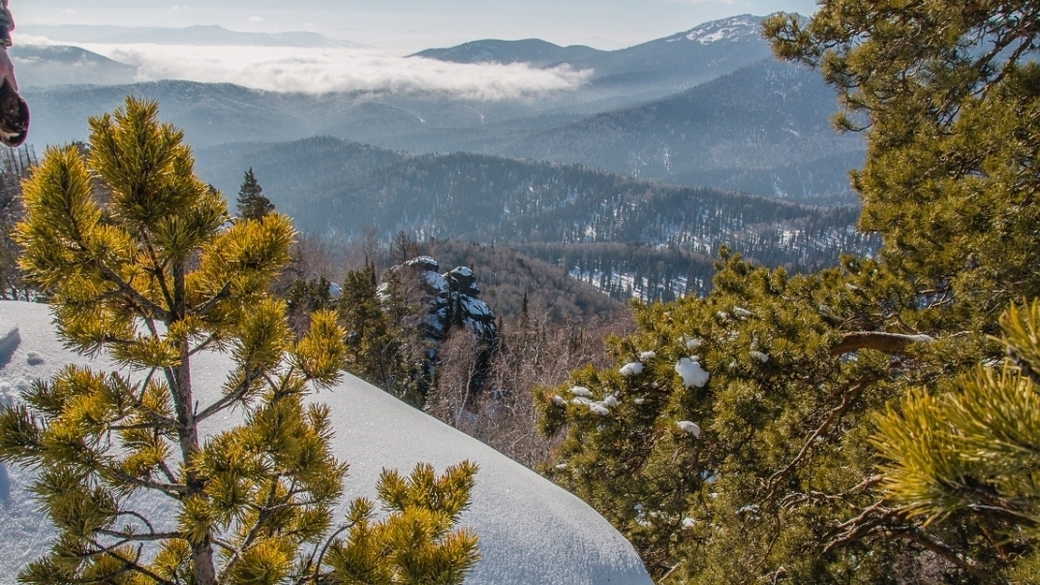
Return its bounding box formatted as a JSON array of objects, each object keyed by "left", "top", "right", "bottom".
[
  {"left": 14, "top": 35, "right": 55, "bottom": 46},
  {"left": 248, "top": 16, "right": 264, "bottom": 23},
  {"left": 80, "top": 43, "right": 593, "bottom": 100}
]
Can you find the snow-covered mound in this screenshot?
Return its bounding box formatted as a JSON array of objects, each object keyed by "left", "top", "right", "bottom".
[{"left": 0, "top": 301, "right": 652, "bottom": 585}]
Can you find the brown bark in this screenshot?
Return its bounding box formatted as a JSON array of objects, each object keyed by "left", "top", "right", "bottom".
[{"left": 830, "top": 332, "right": 935, "bottom": 356}]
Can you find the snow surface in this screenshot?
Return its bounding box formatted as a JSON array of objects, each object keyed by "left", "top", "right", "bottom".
[
  {"left": 683, "top": 16, "right": 758, "bottom": 45},
  {"left": 0, "top": 301, "right": 652, "bottom": 585},
  {"left": 570, "top": 386, "right": 593, "bottom": 398}
]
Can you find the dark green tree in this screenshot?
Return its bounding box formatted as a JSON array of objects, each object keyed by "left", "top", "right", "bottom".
[
  {"left": 539, "top": 2, "right": 1040, "bottom": 583},
  {"left": 338, "top": 264, "right": 427, "bottom": 405},
  {"left": 236, "top": 167, "right": 275, "bottom": 221}
]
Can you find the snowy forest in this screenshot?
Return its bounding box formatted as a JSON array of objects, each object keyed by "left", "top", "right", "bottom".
[{"left": 2, "top": 2, "right": 1040, "bottom": 585}]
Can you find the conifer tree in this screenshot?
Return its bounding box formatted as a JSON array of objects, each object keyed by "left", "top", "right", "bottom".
[
  {"left": 236, "top": 167, "right": 274, "bottom": 221},
  {"left": 539, "top": 3, "right": 1040, "bottom": 583},
  {"left": 0, "top": 97, "right": 478, "bottom": 585},
  {"left": 340, "top": 263, "right": 391, "bottom": 382},
  {"left": 338, "top": 264, "right": 427, "bottom": 405}
]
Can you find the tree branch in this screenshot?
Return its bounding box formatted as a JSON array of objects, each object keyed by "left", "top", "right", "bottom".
[
  {"left": 830, "top": 332, "right": 935, "bottom": 356},
  {"left": 95, "top": 260, "right": 172, "bottom": 322},
  {"left": 892, "top": 529, "right": 996, "bottom": 583},
  {"left": 766, "top": 380, "right": 867, "bottom": 499},
  {"left": 107, "top": 467, "right": 189, "bottom": 498},
  {"left": 191, "top": 280, "right": 233, "bottom": 320},
  {"left": 97, "top": 528, "right": 182, "bottom": 543},
  {"left": 195, "top": 368, "right": 262, "bottom": 423}
]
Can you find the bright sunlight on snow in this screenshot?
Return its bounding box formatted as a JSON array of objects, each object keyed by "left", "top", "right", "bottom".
[{"left": 0, "top": 301, "right": 652, "bottom": 585}]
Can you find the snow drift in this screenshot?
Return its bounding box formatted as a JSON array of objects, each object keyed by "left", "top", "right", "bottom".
[{"left": 0, "top": 301, "right": 652, "bottom": 585}]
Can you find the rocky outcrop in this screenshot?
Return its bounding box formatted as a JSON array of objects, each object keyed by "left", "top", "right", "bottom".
[{"left": 402, "top": 256, "right": 496, "bottom": 345}]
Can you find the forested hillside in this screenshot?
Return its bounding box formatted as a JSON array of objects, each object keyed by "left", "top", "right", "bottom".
[
  {"left": 197, "top": 138, "right": 872, "bottom": 300},
  {"left": 394, "top": 60, "right": 865, "bottom": 203}
]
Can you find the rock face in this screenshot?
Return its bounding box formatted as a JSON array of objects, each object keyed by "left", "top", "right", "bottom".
[
  {"left": 0, "top": 301, "right": 654, "bottom": 585},
  {"left": 401, "top": 256, "right": 496, "bottom": 344}
]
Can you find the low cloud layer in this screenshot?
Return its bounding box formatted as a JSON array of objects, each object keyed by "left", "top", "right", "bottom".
[{"left": 79, "top": 43, "right": 593, "bottom": 100}]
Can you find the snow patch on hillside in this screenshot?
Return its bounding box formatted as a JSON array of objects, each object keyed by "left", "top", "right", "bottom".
[{"left": 684, "top": 16, "right": 760, "bottom": 45}]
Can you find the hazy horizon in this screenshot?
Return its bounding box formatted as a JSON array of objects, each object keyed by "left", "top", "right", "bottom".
[
  {"left": 11, "top": 2, "right": 814, "bottom": 98},
  {"left": 17, "top": 1, "right": 817, "bottom": 52}
]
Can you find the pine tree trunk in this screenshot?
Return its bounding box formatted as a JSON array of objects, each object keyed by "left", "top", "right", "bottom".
[{"left": 171, "top": 343, "right": 218, "bottom": 585}]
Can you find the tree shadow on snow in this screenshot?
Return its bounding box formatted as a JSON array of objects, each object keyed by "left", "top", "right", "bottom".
[{"left": 0, "top": 327, "right": 18, "bottom": 370}]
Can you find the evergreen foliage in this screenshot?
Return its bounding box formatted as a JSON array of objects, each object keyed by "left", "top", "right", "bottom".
[
  {"left": 539, "top": 3, "right": 1040, "bottom": 583},
  {"left": 538, "top": 251, "right": 947, "bottom": 583},
  {"left": 0, "top": 97, "right": 478, "bottom": 585},
  {"left": 337, "top": 263, "right": 426, "bottom": 404},
  {"left": 236, "top": 167, "right": 275, "bottom": 221},
  {"left": 875, "top": 300, "right": 1040, "bottom": 581}
]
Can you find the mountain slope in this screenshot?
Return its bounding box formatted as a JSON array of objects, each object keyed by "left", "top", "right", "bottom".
[
  {"left": 195, "top": 137, "right": 870, "bottom": 279},
  {"left": 492, "top": 59, "right": 864, "bottom": 203},
  {"left": 361, "top": 59, "right": 863, "bottom": 203},
  {"left": 413, "top": 39, "right": 604, "bottom": 67},
  {"left": 22, "top": 80, "right": 545, "bottom": 149},
  {"left": 11, "top": 44, "right": 138, "bottom": 87},
  {"left": 415, "top": 15, "right": 775, "bottom": 104},
  {"left": 0, "top": 300, "right": 654, "bottom": 585}
]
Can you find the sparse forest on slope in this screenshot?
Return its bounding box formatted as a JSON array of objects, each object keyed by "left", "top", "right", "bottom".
[{"left": 423, "top": 239, "right": 623, "bottom": 319}]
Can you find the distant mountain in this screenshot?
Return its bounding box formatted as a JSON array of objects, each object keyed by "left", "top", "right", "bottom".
[
  {"left": 22, "top": 80, "right": 546, "bottom": 149},
  {"left": 18, "top": 24, "right": 365, "bottom": 48},
  {"left": 11, "top": 44, "right": 138, "bottom": 87},
  {"left": 359, "top": 59, "right": 863, "bottom": 203},
  {"left": 24, "top": 81, "right": 308, "bottom": 147},
  {"left": 24, "top": 58, "right": 858, "bottom": 203},
  {"left": 17, "top": 14, "right": 857, "bottom": 202},
  {"left": 415, "top": 15, "right": 775, "bottom": 107},
  {"left": 412, "top": 39, "right": 605, "bottom": 68},
  {"left": 491, "top": 59, "right": 864, "bottom": 204}
]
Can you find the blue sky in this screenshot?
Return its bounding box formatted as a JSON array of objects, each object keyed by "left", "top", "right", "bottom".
[{"left": 19, "top": 0, "right": 819, "bottom": 50}]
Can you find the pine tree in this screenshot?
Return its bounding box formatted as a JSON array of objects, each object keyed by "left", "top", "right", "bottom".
[
  {"left": 539, "top": 3, "right": 1040, "bottom": 583},
  {"left": 340, "top": 263, "right": 391, "bottom": 382},
  {"left": 236, "top": 167, "right": 275, "bottom": 221},
  {"left": 0, "top": 97, "right": 478, "bottom": 585},
  {"left": 338, "top": 264, "right": 427, "bottom": 405}
]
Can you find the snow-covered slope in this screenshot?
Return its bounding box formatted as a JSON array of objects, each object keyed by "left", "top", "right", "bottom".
[{"left": 0, "top": 301, "right": 652, "bottom": 585}]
